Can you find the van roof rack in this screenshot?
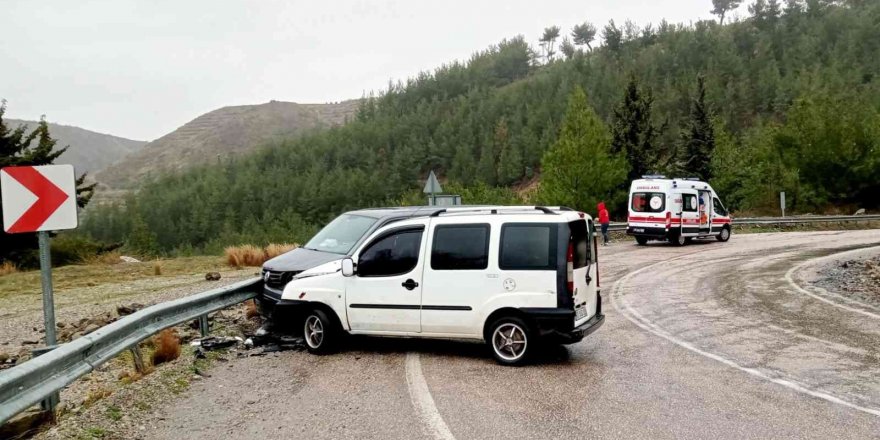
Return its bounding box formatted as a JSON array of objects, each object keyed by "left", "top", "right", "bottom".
[{"left": 429, "top": 206, "right": 557, "bottom": 217}]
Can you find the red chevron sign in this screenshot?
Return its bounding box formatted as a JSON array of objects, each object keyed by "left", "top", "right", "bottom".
[{"left": 1, "top": 165, "right": 78, "bottom": 233}]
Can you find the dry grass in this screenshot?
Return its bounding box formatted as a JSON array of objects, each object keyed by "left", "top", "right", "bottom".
[
  {"left": 0, "top": 261, "right": 18, "bottom": 277},
  {"left": 225, "top": 243, "right": 298, "bottom": 268},
  {"left": 81, "top": 251, "right": 123, "bottom": 266},
  {"left": 152, "top": 260, "right": 163, "bottom": 276},
  {"left": 150, "top": 329, "right": 180, "bottom": 366},
  {"left": 83, "top": 387, "right": 113, "bottom": 407}
]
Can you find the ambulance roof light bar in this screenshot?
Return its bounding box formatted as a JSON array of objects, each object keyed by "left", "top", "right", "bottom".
[{"left": 641, "top": 174, "right": 666, "bottom": 179}]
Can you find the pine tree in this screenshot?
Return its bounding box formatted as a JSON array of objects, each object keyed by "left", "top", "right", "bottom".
[
  {"left": 610, "top": 76, "right": 663, "bottom": 182},
  {"left": 538, "top": 87, "right": 627, "bottom": 211},
  {"left": 679, "top": 76, "right": 716, "bottom": 179},
  {"left": 0, "top": 101, "right": 96, "bottom": 266},
  {"left": 711, "top": 0, "right": 743, "bottom": 24},
  {"left": 495, "top": 118, "right": 523, "bottom": 185},
  {"left": 571, "top": 22, "right": 598, "bottom": 50}
]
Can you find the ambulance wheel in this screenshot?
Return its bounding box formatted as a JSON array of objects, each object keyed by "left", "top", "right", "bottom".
[
  {"left": 635, "top": 236, "right": 648, "bottom": 246},
  {"left": 717, "top": 226, "right": 731, "bottom": 242},
  {"left": 671, "top": 234, "right": 687, "bottom": 246}
]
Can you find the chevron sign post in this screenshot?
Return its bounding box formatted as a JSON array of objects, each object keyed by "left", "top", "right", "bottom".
[{"left": 1, "top": 164, "right": 78, "bottom": 411}]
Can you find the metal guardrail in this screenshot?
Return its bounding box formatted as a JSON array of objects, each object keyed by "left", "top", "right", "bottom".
[
  {"left": 0, "top": 277, "right": 262, "bottom": 425},
  {"left": 607, "top": 214, "right": 880, "bottom": 231}
]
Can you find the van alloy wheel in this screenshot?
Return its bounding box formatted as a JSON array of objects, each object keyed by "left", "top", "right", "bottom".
[
  {"left": 304, "top": 315, "right": 324, "bottom": 349},
  {"left": 492, "top": 323, "right": 528, "bottom": 362},
  {"left": 717, "top": 227, "right": 731, "bottom": 242}
]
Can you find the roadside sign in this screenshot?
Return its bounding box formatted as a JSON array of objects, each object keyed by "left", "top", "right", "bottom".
[
  {"left": 0, "top": 164, "right": 75, "bottom": 411},
  {"left": 1, "top": 165, "right": 77, "bottom": 233},
  {"left": 780, "top": 191, "right": 786, "bottom": 217},
  {"left": 423, "top": 170, "right": 443, "bottom": 194},
  {"left": 427, "top": 194, "right": 462, "bottom": 206}
]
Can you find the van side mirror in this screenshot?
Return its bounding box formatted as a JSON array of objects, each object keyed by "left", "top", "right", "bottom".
[{"left": 341, "top": 258, "right": 355, "bottom": 277}]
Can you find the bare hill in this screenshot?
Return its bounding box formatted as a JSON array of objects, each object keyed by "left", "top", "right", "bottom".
[
  {"left": 6, "top": 119, "right": 146, "bottom": 175},
  {"left": 97, "top": 100, "right": 359, "bottom": 187}
]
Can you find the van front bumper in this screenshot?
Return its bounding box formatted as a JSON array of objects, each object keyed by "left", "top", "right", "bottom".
[{"left": 520, "top": 293, "right": 605, "bottom": 344}]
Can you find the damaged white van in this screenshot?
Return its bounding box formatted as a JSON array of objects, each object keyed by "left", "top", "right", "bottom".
[
  {"left": 626, "top": 176, "right": 732, "bottom": 245},
  {"left": 272, "top": 206, "right": 604, "bottom": 366}
]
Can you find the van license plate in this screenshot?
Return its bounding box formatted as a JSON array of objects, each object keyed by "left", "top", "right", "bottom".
[
  {"left": 633, "top": 228, "right": 645, "bottom": 233},
  {"left": 575, "top": 307, "right": 587, "bottom": 321}
]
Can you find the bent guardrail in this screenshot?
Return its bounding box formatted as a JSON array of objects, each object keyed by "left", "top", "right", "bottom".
[
  {"left": 608, "top": 214, "right": 880, "bottom": 231},
  {"left": 0, "top": 277, "right": 262, "bottom": 425}
]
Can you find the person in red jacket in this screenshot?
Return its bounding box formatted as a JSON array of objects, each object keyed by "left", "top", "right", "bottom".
[{"left": 597, "top": 201, "right": 610, "bottom": 246}]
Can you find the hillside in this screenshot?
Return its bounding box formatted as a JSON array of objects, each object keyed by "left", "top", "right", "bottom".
[
  {"left": 81, "top": 1, "right": 880, "bottom": 254},
  {"left": 6, "top": 119, "right": 145, "bottom": 175},
  {"left": 96, "top": 100, "right": 359, "bottom": 187}
]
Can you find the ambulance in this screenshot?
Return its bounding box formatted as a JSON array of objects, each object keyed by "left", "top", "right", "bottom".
[{"left": 626, "top": 176, "right": 732, "bottom": 245}]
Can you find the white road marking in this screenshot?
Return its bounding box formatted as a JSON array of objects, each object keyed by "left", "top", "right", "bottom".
[
  {"left": 405, "top": 352, "right": 456, "bottom": 440},
  {"left": 784, "top": 246, "right": 880, "bottom": 319},
  {"left": 610, "top": 253, "right": 880, "bottom": 418}
]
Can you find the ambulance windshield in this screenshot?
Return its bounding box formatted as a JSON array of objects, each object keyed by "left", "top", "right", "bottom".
[{"left": 632, "top": 192, "right": 665, "bottom": 213}]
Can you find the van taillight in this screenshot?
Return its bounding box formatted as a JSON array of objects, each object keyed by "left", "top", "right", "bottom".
[
  {"left": 665, "top": 211, "right": 672, "bottom": 229},
  {"left": 566, "top": 242, "right": 574, "bottom": 294}
]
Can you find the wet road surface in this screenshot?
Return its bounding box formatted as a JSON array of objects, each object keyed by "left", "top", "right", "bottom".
[{"left": 146, "top": 230, "right": 880, "bottom": 439}]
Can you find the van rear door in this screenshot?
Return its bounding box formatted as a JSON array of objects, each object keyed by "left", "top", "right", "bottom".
[{"left": 568, "top": 220, "right": 597, "bottom": 325}]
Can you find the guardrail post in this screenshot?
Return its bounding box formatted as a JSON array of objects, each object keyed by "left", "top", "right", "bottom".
[
  {"left": 30, "top": 346, "right": 59, "bottom": 413},
  {"left": 198, "top": 314, "right": 209, "bottom": 337}
]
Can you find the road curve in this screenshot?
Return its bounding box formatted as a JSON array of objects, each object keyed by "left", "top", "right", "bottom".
[{"left": 146, "top": 230, "right": 880, "bottom": 440}]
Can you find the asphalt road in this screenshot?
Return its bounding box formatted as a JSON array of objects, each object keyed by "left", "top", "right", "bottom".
[{"left": 146, "top": 230, "right": 880, "bottom": 439}]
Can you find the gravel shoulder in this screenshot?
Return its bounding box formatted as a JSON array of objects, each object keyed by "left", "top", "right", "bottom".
[{"left": 806, "top": 247, "right": 880, "bottom": 308}]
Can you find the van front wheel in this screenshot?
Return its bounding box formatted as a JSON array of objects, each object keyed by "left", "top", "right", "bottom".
[
  {"left": 303, "top": 309, "right": 337, "bottom": 354},
  {"left": 635, "top": 236, "right": 648, "bottom": 245},
  {"left": 488, "top": 317, "right": 533, "bottom": 366},
  {"left": 717, "top": 226, "right": 731, "bottom": 242}
]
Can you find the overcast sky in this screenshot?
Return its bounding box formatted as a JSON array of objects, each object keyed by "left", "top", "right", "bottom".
[{"left": 1, "top": 0, "right": 747, "bottom": 141}]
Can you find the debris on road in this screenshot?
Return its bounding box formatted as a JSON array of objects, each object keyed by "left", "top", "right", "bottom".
[
  {"left": 192, "top": 336, "right": 241, "bottom": 351},
  {"left": 116, "top": 303, "right": 145, "bottom": 316},
  {"left": 119, "top": 255, "right": 141, "bottom": 263},
  {"left": 205, "top": 272, "right": 222, "bottom": 281}
]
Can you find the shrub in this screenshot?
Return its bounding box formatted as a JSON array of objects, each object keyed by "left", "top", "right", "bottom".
[
  {"left": 150, "top": 329, "right": 180, "bottom": 365},
  {"left": 0, "top": 261, "right": 18, "bottom": 276},
  {"left": 265, "top": 243, "right": 298, "bottom": 260},
  {"left": 245, "top": 300, "right": 259, "bottom": 319},
  {"left": 152, "top": 260, "right": 163, "bottom": 276},
  {"left": 224, "top": 243, "right": 296, "bottom": 268}
]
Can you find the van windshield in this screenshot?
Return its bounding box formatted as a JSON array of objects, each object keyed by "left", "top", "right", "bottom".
[
  {"left": 631, "top": 192, "right": 665, "bottom": 213},
  {"left": 303, "top": 214, "right": 377, "bottom": 255}
]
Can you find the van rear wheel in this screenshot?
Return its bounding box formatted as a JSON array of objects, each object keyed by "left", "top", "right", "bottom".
[
  {"left": 671, "top": 234, "right": 687, "bottom": 246},
  {"left": 488, "top": 317, "right": 533, "bottom": 366},
  {"left": 635, "top": 236, "right": 648, "bottom": 246}
]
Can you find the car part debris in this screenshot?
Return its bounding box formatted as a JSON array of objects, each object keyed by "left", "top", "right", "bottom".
[{"left": 193, "top": 336, "right": 239, "bottom": 351}]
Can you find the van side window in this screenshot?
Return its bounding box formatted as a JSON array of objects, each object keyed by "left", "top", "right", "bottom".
[
  {"left": 682, "top": 194, "right": 698, "bottom": 212},
  {"left": 358, "top": 228, "right": 423, "bottom": 277},
  {"left": 713, "top": 198, "right": 728, "bottom": 216},
  {"left": 632, "top": 192, "right": 665, "bottom": 213},
  {"left": 499, "top": 224, "right": 558, "bottom": 270},
  {"left": 431, "top": 224, "right": 490, "bottom": 270}
]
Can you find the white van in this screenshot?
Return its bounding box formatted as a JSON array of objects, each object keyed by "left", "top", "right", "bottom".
[
  {"left": 626, "top": 176, "right": 732, "bottom": 245},
  {"left": 273, "top": 206, "right": 604, "bottom": 365}
]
